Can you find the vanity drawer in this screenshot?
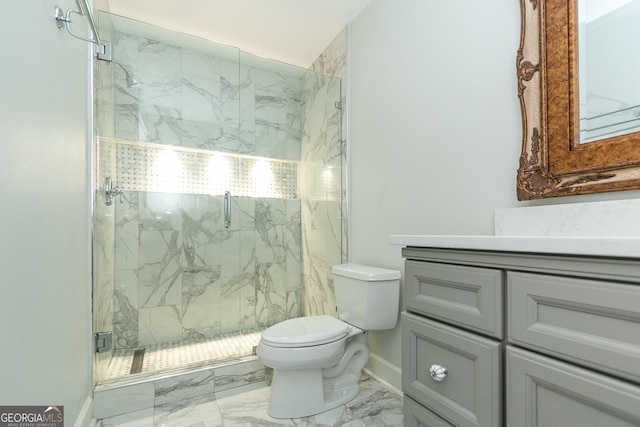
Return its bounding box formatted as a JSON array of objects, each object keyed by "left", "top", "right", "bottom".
[
  {"left": 405, "top": 260, "right": 503, "bottom": 338},
  {"left": 507, "top": 346, "right": 640, "bottom": 426},
  {"left": 402, "top": 312, "right": 501, "bottom": 427},
  {"left": 508, "top": 271, "right": 640, "bottom": 384},
  {"left": 404, "top": 395, "right": 454, "bottom": 427}
]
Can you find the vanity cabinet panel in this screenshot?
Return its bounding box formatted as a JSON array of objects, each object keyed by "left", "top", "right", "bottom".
[
  {"left": 506, "top": 346, "right": 640, "bottom": 426},
  {"left": 405, "top": 260, "right": 503, "bottom": 339},
  {"left": 401, "top": 247, "right": 640, "bottom": 427},
  {"left": 404, "top": 395, "right": 455, "bottom": 427},
  {"left": 402, "top": 312, "right": 501, "bottom": 427},
  {"left": 508, "top": 271, "right": 640, "bottom": 384}
]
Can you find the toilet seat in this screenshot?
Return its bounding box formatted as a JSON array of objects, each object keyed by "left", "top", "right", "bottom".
[{"left": 261, "top": 315, "right": 350, "bottom": 348}]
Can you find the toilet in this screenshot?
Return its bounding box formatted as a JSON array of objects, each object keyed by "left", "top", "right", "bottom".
[{"left": 256, "top": 263, "right": 401, "bottom": 419}]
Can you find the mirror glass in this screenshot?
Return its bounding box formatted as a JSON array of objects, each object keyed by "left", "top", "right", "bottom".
[{"left": 578, "top": 0, "right": 640, "bottom": 143}]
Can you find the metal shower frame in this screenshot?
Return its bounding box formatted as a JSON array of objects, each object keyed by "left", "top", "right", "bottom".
[
  {"left": 54, "top": 0, "right": 113, "bottom": 61},
  {"left": 54, "top": 0, "right": 140, "bottom": 88},
  {"left": 55, "top": 0, "right": 139, "bottom": 207}
]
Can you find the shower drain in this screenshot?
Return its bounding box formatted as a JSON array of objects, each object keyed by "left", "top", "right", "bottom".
[{"left": 130, "top": 349, "right": 145, "bottom": 374}]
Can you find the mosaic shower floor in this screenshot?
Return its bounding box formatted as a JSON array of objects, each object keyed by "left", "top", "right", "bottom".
[{"left": 105, "top": 329, "right": 264, "bottom": 380}]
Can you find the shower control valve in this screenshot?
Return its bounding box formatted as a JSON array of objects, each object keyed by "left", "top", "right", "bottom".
[{"left": 104, "top": 176, "right": 124, "bottom": 206}]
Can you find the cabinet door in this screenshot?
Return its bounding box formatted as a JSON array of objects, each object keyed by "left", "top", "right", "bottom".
[
  {"left": 508, "top": 271, "right": 640, "bottom": 383},
  {"left": 402, "top": 312, "right": 501, "bottom": 427},
  {"left": 405, "top": 260, "right": 503, "bottom": 338},
  {"left": 404, "top": 395, "right": 455, "bottom": 427},
  {"left": 507, "top": 346, "right": 640, "bottom": 426}
]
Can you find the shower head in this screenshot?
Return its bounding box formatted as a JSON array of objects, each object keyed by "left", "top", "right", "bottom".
[
  {"left": 124, "top": 71, "right": 140, "bottom": 88},
  {"left": 110, "top": 59, "right": 140, "bottom": 88}
]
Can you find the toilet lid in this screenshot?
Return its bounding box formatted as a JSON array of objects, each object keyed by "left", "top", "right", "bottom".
[{"left": 261, "top": 315, "right": 350, "bottom": 348}]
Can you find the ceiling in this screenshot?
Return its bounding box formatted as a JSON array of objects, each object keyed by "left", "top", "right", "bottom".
[{"left": 105, "top": 0, "right": 372, "bottom": 68}]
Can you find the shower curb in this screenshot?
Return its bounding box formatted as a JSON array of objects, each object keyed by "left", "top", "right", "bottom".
[{"left": 94, "top": 356, "right": 266, "bottom": 420}]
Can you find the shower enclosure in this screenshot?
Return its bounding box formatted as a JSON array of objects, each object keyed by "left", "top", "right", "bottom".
[{"left": 92, "top": 12, "right": 347, "bottom": 384}]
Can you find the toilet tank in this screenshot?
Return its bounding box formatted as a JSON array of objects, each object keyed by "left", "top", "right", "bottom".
[{"left": 331, "top": 263, "right": 401, "bottom": 330}]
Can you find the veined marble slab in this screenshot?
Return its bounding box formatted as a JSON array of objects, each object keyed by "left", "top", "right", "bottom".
[
  {"left": 495, "top": 199, "right": 640, "bottom": 237},
  {"left": 389, "top": 235, "right": 640, "bottom": 258}
]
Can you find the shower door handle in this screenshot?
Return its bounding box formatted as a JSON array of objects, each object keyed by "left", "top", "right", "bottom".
[{"left": 224, "top": 191, "right": 231, "bottom": 229}]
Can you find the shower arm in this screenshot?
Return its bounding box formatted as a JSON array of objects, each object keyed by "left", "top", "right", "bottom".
[{"left": 54, "top": 0, "right": 113, "bottom": 61}]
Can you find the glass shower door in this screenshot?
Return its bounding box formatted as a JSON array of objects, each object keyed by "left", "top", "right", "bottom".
[
  {"left": 91, "top": 11, "right": 326, "bottom": 383},
  {"left": 92, "top": 5, "right": 348, "bottom": 384}
]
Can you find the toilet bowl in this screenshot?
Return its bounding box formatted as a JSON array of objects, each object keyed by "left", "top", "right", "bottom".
[
  {"left": 257, "top": 315, "right": 368, "bottom": 418},
  {"left": 257, "top": 315, "right": 352, "bottom": 370},
  {"left": 257, "top": 263, "right": 400, "bottom": 419}
]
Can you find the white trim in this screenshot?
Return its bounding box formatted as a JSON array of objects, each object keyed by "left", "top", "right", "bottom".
[
  {"left": 364, "top": 352, "right": 402, "bottom": 395},
  {"left": 74, "top": 396, "right": 97, "bottom": 427}
]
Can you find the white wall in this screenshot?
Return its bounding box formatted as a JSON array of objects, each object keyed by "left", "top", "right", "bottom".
[
  {"left": 349, "top": 0, "right": 640, "bottom": 384},
  {"left": 0, "top": 0, "right": 92, "bottom": 423}
]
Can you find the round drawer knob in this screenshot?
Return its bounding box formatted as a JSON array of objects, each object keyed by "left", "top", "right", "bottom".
[{"left": 429, "top": 364, "right": 448, "bottom": 382}]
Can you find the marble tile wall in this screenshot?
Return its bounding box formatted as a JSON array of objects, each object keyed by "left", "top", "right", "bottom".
[
  {"left": 113, "top": 191, "right": 301, "bottom": 349},
  {"left": 102, "top": 28, "right": 302, "bottom": 162},
  {"left": 299, "top": 28, "right": 348, "bottom": 317}
]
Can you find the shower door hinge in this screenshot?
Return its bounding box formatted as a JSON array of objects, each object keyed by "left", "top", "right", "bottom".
[
  {"left": 335, "top": 101, "right": 343, "bottom": 110},
  {"left": 95, "top": 331, "right": 113, "bottom": 353}
]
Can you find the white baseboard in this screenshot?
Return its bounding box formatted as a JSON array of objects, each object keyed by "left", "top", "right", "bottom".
[
  {"left": 74, "top": 396, "right": 97, "bottom": 427},
  {"left": 364, "top": 352, "right": 402, "bottom": 395}
]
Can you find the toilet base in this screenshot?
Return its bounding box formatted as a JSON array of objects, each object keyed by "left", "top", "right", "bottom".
[
  {"left": 267, "top": 368, "right": 360, "bottom": 419},
  {"left": 266, "top": 334, "right": 369, "bottom": 419}
]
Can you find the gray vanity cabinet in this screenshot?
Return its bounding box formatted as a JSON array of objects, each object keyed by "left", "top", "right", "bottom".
[
  {"left": 401, "top": 247, "right": 640, "bottom": 427},
  {"left": 507, "top": 346, "right": 640, "bottom": 426},
  {"left": 404, "top": 260, "right": 503, "bottom": 339},
  {"left": 402, "top": 260, "right": 503, "bottom": 427},
  {"left": 402, "top": 312, "right": 501, "bottom": 427},
  {"left": 404, "top": 395, "right": 455, "bottom": 427},
  {"left": 507, "top": 271, "right": 640, "bottom": 384}
]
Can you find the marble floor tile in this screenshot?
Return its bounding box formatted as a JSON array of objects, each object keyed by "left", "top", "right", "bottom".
[
  {"left": 154, "top": 395, "right": 222, "bottom": 427},
  {"left": 216, "top": 384, "right": 294, "bottom": 426},
  {"left": 292, "top": 377, "right": 403, "bottom": 427},
  {"left": 344, "top": 377, "right": 404, "bottom": 427},
  {"left": 98, "top": 375, "right": 403, "bottom": 427},
  {"left": 99, "top": 408, "right": 154, "bottom": 427}
]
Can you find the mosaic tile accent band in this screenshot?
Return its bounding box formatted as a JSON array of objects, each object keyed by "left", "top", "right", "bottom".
[{"left": 104, "top": 139, "right": 297, "bottom": 199}]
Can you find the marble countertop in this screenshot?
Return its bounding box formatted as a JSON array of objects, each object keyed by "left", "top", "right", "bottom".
[{"left": 389, "top": 235, "right": 640, "bottom": 258}]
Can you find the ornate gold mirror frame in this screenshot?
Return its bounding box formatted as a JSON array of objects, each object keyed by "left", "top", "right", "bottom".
[{"left": 516, "top": 0, "right": 640, "bottom": 200}]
